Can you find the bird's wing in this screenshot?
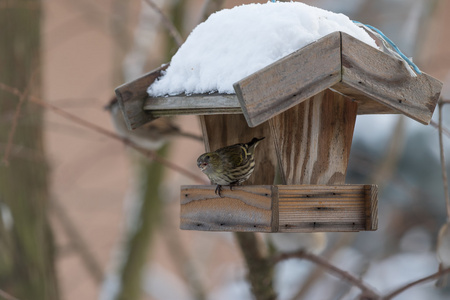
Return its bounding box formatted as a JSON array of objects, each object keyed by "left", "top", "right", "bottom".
[{"left": 218, "top": 144, "right": 247, "bottom": 169}]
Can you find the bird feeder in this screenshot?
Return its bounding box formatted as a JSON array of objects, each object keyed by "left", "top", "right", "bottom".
[{"left": 115, "top": 32, "right": 442, "bottom": 233}]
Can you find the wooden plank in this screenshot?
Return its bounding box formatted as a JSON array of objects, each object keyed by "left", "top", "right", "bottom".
[
  {"left": 234, "top": 31, "right": 342, "bottom": 128},
  {"left": 277, "top": 185, "right": 376, "bottom": 232},
  {"left": 269, "top": 89, "right": 357, "bottom": 185},
  {"left": 143, "top": 93, "right": 241, "bottom": 116},
  {"left": 180, "top": 185, "right": 274, "bottom": 232},
  {"left": 142, "top": 91, "right": 398, "bottom": 117},
  {"left": 180, "top": 184, "right": 377, "bottom": 232},
  {"left": 365, "top": 184, "right": 378, "bottom": 231},
  {"left": 115, "top": 64, "right": 168, "bottom": 130},
  {"left": 338, "top": 32, "right": 442, "bottom": 125}
]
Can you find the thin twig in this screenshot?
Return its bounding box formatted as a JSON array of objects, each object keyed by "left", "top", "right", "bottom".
[
  {"left": 430, "top": 120, "right": 450, "bottom": 139},
  {"left": 381, "top": 266, "right": 450, "bottom": 300},
  {"left": 0, "top": 82, "right": 208, "bottom": 184},
  {"left": 50, "top": 199, "right": 103, "bottom": 283},
  {"left": 0, "top": 289, "right": 20, "bottom": 300},
  {"left": 143, "top": 0, "right": 184, "bottom": 47},
  {"left": 2, "top": 82, "right": 31, "bottom": 165},
  {"left": 274, "top": 251, "right": 379, "bottom": 299},
  {"left": 438, "top": 99, "right": 450, "bottom": 219}
]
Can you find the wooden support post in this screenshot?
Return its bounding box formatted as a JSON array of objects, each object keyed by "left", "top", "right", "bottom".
[{"left": 269, "top": 89, "right": 357, "bottom": 185}]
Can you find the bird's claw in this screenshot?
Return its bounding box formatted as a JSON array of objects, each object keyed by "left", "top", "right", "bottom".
[{"left": 215, "top": 185, "right": 224, "bottom": 197}]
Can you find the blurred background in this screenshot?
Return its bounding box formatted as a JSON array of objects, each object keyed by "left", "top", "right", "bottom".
[{"left": 1, "top": 0, "right": 450, "bottom": 299}]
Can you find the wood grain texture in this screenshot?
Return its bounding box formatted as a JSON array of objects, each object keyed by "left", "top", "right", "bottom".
[
  {"left": 144, "top": 93, "right": 241, "bottom": 116},
  {"left": 337, "top": 32, "right": 442, "bottom": 125},
  {"left": 277, "top": 185, "right": 376, "bottom": 232},
  {"left": 234, "top": 31, "right": 342, "bottom": 128},
  {"left": 115, "top": 64, "right": 168, "bottom": 130},
  {"left": 181, "top": 185, "right": 273, "bottom": 232},
  {"left": 269, "top": 89, "right": 357, "bottom": 186},
  {"left": 180, "top": 185, "right": 377, "bottom": 232},
  {"left": 365, "top": 184, "right": 378, "bottom": 230}
]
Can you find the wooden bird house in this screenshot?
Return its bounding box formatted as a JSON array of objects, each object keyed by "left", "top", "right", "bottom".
[{"left": 115, "top": 32, "right": 442, "bottom": 233}]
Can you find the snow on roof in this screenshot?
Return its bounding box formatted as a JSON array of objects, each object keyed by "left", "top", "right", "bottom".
[{"left": 147, "top": 1, "right": 377, "bottom": 97}]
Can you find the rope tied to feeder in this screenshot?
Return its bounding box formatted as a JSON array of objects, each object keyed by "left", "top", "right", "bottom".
[{"left": 353, "top": 20, "right": 422, "bottom": 77}]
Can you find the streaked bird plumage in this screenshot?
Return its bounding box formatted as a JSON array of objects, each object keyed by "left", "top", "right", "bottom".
[{"left": 197, "top": 137, "right": 265, "bottom": 196}]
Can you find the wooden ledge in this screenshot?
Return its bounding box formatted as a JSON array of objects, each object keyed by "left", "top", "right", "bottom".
[{"left": 180, "top": 184, "right": 378, "bottom": 233}]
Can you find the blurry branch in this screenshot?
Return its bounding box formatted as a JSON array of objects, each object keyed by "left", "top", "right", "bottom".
[
  {"left": 291, "top": 233, "right": 359, "bottom": 300},
  {"left": 50, "top": 199, "right": 103, "bottom": 283},
  {"left": 2, "top": 78, "right": 32, "bottom": 165},
  {"left": 198, "top": 0, "right": 224, "bottom": 23},
  {"left": 235, "top": 232, "right": 277, "bottom": 300},
  {"left": 143, "top": 0, "right": 184, "bottom": 47},
  {"left": 381, "top": 266, "right": 450, "bottom": 300},
  {"left": 0, "top": 289, "right": 21, "bottom": 300},
  {"left": 273, "top": 251, "right": 379, "bottom": 300},
  {"left": 431, "top": 120, "right": 450, "bottom": 139},
  {"left": 438, "top": 99, "right": 450, "bottom": 219},
  {"left": 0, "top": 82, "right": 208, "bottom": 184},
  {"left": 161, "top": 213, "right": 206, "bottom": 300},
  {"left": 275, "top": 250, "right": 450, "bottom": 300}
]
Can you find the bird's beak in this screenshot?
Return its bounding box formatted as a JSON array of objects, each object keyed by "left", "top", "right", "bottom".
[{"left": 198, "top": 162, "right": 208, "bottom": 171}]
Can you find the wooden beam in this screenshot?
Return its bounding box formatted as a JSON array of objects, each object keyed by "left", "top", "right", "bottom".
[
  {"left": 115, "top": 64, "right": 168, "bottom": 130},
  {"left": 144, "top": 93, "right": 241, "bottom": 116},
  {"left": 233, "top": 31, "right": 342, "bottom": 127},
  {"left": 180, "top": 185, "right": 378, "bottom": 232},
  {"left": 336, "top": 32, "right": 442, "bottom": 125},
  {"left": 143, "top": 92, "right": 398, "bottom": 117}
]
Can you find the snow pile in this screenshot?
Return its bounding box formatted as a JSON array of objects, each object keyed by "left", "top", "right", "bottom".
[{"left": 148, "top": 1, "right": 377, "bottom": 97}]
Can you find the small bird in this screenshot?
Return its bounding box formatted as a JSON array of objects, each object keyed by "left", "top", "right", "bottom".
[
  {"left": 197, "top": 137, "right": 265, "bottom": 197},
  {"left": 105, "top": 97, "right": 202, "bottom": 150},
  {"left": 436, "top": 222, "right": 450, "bottom": 287}
]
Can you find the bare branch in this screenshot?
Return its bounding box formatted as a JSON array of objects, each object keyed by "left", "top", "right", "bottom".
[
  {"left": 381, "top": 266, "right": 450, "bottom": 300},
  {"left": 2, "top": 82, "right": 31, "bottom": 165},
  {"left": 0, "top": 82, "right": 208, "bottom": 184},
  {"left": 143, "top": 0, "right": 184, "bottom": 47},
  {"left": 438, "top": 100, "right": 450, "bottom": 219},
  {"left": 273, "top": 251, "right": 379, "bottom": 299},
  {"left": 430, "top": 120, "right": 450, "bottom": 139},
  {"left": 50, "top": 199, "right": 103, "bottom": 283}
]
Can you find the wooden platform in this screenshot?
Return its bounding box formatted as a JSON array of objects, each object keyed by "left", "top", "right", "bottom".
[{"left": 180, "top": 184, "right": 378, "bottom": 232}]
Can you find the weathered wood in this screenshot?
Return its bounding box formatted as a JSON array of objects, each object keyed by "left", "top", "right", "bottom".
[
  {"left": 181, "top": 185, "right": 273, "bottom": 232},
  {"left": 269, "top": 89, "right": 357, "bottom": 185},
  {"left": 144, "top": 93, "right": 241, "bottom": 116},
  {"left": 180, "top": 185, "right": 378, "bottom": 232},
  {"left": 233, "top": 31, "right": 342, "bottom": 127},
  {"left": 115, "top": 64, "right": 168, "bottom": 130},
  {"left": 335, "top": 32, "right": 442, "bottom": 125},
  {"left": 277, "top": 185, "right": 377, "bottom": 232}
]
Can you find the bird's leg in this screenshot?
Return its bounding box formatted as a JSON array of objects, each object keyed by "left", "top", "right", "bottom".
[
  {"left": 215, "top": 185, "right": 224, "bottom": 197},
  {"left": 229, "top": 181, "right": 240, "bottom": 191}
]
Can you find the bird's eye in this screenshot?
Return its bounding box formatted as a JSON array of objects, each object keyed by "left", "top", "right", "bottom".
[{"left": 205, "top": 155, "right": 210, "bottom": 160}]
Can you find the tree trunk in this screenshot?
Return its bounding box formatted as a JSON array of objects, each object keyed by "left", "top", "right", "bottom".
[{"left": 0, "top": 1, "right": 59, "bottom": 299}]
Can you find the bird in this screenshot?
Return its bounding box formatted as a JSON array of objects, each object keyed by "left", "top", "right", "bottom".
[
  {"left": 196, "top": 137, "right": 265, "bottom": 197},
  {"left": 436, "top": 222, "right": 450, "bottom": 287},
  {"left": 105, "top": 97, "right": 202, "bottom": 151}
]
